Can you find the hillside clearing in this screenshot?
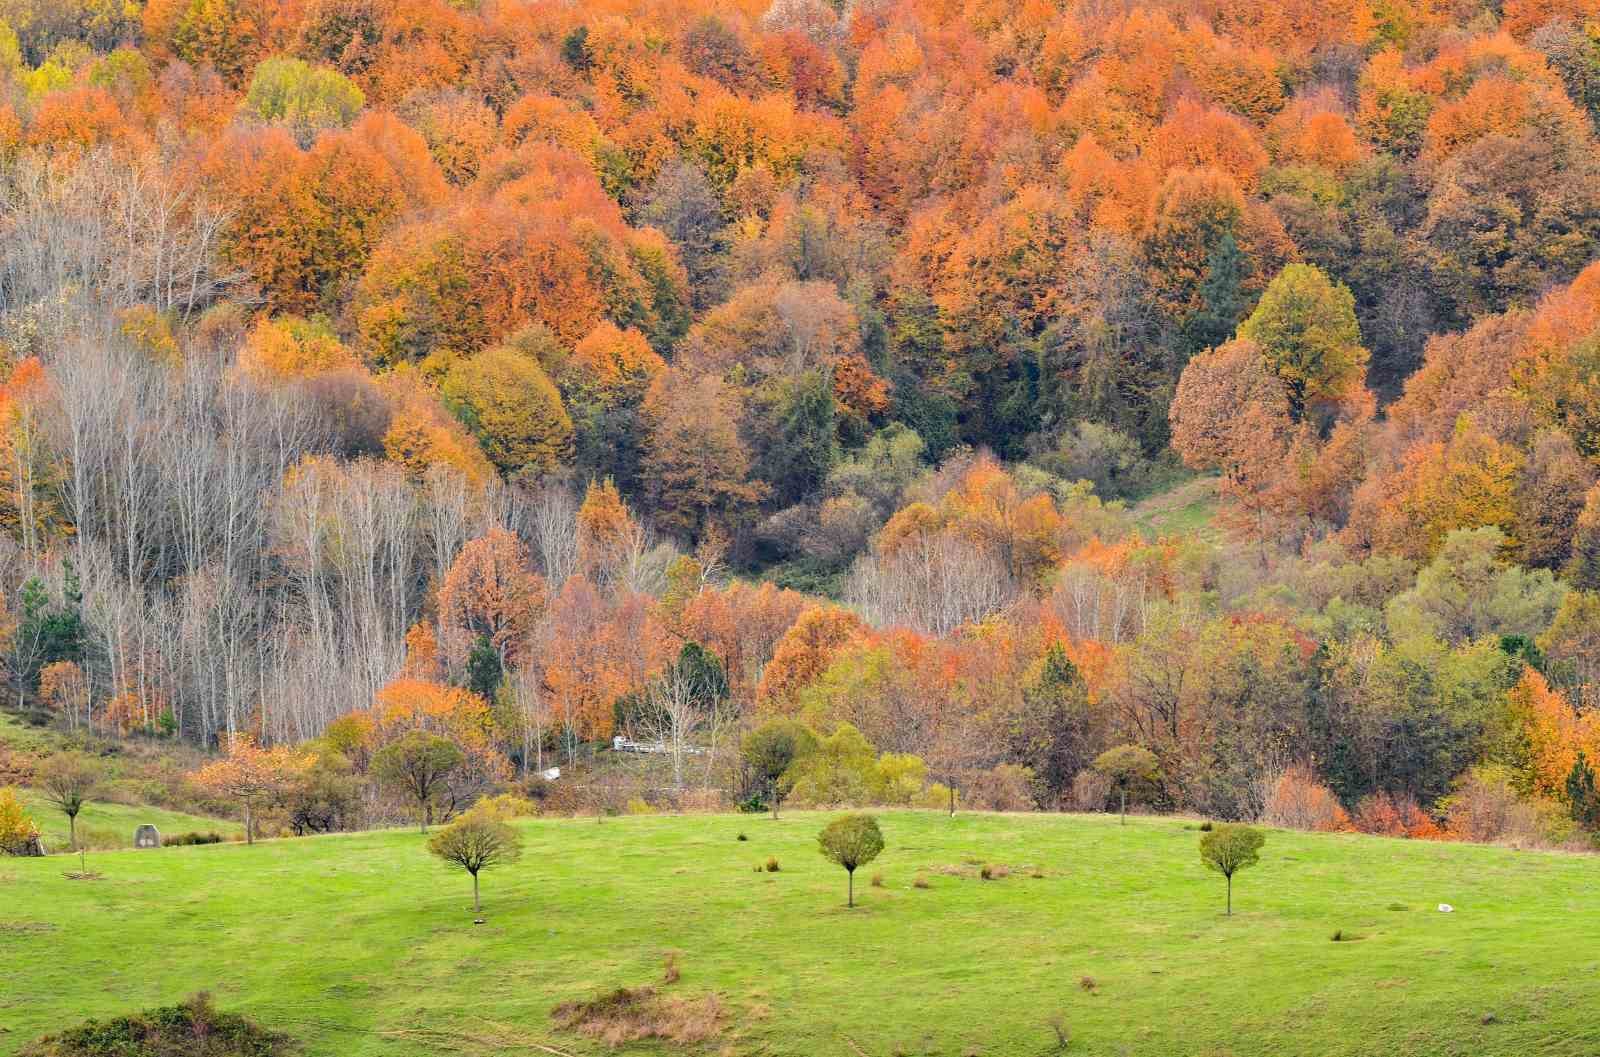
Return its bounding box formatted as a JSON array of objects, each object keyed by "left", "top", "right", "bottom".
[{"left": 4, "top": 812, "right": 1599, "bottom": 1056}]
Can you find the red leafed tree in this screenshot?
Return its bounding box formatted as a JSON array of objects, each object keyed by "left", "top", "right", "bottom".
[{"left": 438, "top": 529, "right": 546, "bottom": 666}]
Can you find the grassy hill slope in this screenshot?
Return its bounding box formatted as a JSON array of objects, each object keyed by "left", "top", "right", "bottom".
[{"left": 3, "top": 811, "right": 1598, "bottom": 1056}]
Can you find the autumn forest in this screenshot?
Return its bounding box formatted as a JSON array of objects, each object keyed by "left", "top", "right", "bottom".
[{"left": 3, "top": 0, "right": 1600, "bottom": 848}]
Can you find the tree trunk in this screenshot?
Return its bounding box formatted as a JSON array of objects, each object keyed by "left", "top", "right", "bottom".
[
  {"left": 245, "top": 802, "right": 254, "bottom": 845},
  {"left": 948, "top": 782, "right": 956, "bottom": 817},
  {"left": 1226, "top": 874, "right": 1232, "bottom": 916},
  {"left": 847, "top": 868, "right": 854, "bottom": 908},
  {"left": 1120, "top": 786, "right": 1127, "bottom": 824},
  {"left": 473, "top": 871, "right": 481, "bottom": 915},
  {"left": 68, "top": 813, "right": 77, "bottom": 848}
]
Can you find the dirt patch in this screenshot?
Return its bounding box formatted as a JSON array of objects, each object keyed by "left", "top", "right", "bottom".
[{"left": 551, "top": 986, "right": 724, "bottom": 1048}]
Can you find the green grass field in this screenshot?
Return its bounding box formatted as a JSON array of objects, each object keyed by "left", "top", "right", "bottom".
[
  {"left": 1133, "top": 475, "right": 1220, "bottom": 541},
  {"left": 4, "top": 811, "right": 1599, "bottom": 1056},
  {"left": 14, "top": 790, "right": 242, "bottom": 852}
]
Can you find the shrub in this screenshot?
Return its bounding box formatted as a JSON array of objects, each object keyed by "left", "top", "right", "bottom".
[
  {"left": 662, "top": 952, "right": 680, "bottom": 984},
  {"left": 1352, "top": 791, "right": 1442, "bottom": 839},
  {"left": 1069, "top": 769, "right": 1113, "bottom": 812},
  {"left": 551, "top": 986, "right": 724, "bottom": 1047},
  {"left": 962, "top": 764, "right": 1036, "bottom": 812},
  {"left": 0, "top": 788, "right": 42, "bottom": 855},
  {"left": 626, "top": 797, "right": 657, "bottom": 816},
  {"left": 1441, "top": 765, "right": 1546, "bottom": 847},
  {"left": 736, "top": 832, "right": 748, "bottom": 841},
  {"left": 471, "top": 792, "right": 538, "bottom": 821},
  {"left": 1262, "top": 764, "right": 1350, "bottom": 832},
  {"left": 764, "top": 856, "right": 780, "bottom": 872},
  {"left": 166, "top": 831, "right": 226, "bottom": 846},
  {"left": 870, "top": 872, "right": 884, "bottom": 887},
  {"left": 19, "top": 992, "right": 295, "bottom": 1056},
  {"left": 1078, "top": 975, "right": 1097, "bottom": 992},
  {"left": 979, "top": 864, "right": 994, "bottom": 880},
  {"left": 912, "top": 874, "right": 930, "bottom": 889},
  {"left": 679, "top": 788, "right": 729, "bottom": 813},
  {"left": 1198, "top": 820, "right": 1213, "bottom": 831}
]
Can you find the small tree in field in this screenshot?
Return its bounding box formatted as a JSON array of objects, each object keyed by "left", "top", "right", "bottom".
[
  {"left": 817, "top": 813, "right": 884, "bottom": 908},
  {"left": 743, "top": 719, "right": 817, "bottom": 819},
  {"left": 1199, "top": 824, "right": 1265, "bottom": 916},
  {"left": 37, "top": 751, "right": 100, "bottom": 849},
  {"left": 1093, "top": 744, "right": 1159, "bottom": 824},
  {"left": 428, "top": 810, "right": 524, "bottom": 917},
  {"left": 373, "top": 731, "right": 465, "bottom": 832}
]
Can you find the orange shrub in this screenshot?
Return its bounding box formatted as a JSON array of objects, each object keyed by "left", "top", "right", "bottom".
[{"left": 1261, "top": 764, "right": 1350, "bottom": 831}]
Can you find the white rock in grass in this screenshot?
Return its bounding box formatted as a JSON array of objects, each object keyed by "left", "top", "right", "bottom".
[{"left": 1437, "top": 903, "right": 1454, "bottom": 913}]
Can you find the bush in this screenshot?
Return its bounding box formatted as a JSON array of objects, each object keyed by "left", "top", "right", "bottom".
[
  {"left": 736, "top": 832, "right": 748, "bottom": 841},
  {"left": 912, "top": 874, "right": 930, "bottom": 889},
  {"left": 870, "top": 872, "right": 884, "bottom": 887},
  {"left": 962, "top": 764, "right": 1036, "bottom": 812},
  {"left": 19, "top": 992, "right": 295, "bottom": 1056},
  {"left": 679, "top": 788, "right": 730, "bottom": 814},
  {"left": 1262, "top": 764, "right": 1350, "bottom": 832},
  {"left": 166, "top": 831, "right": 227, "bottom": 846},
  {"left": 764, "top": 856, "right": 780, "bottom": 872},
  {"left": 471, "top": 792, "right": 538, "bottom": 821},
  {"left": 1441, "top": 765, "right": 1548, "bottom": 847},
  {"left": 0, "top": 787, "right": 42, "bottom": 855},
  {"left": 1352, "top": 791, "right": 1441, "bottom": 839},
  {"left": 1069, "top": 769, "right": 1112, "bottom": 812},
  {"left": 625, "top": 797, "right": 658, "bottom": 816},
  {"left": 551, "top": 986, "right": 723, "bottom": 1047}
]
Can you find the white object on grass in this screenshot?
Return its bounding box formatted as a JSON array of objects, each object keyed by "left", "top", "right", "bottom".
[{"left": 1438, "top": 903, "right": 1454, "bottom": 913}]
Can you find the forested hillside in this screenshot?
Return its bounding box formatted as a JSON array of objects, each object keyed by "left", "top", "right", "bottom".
[{"left": 4, "top": 0, "right": 1600, "bottom": 840}]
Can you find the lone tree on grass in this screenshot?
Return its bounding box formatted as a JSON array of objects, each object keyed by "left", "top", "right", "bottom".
[
  {"left": 1093, "top": 744, "right": 1159, "bottom": 824},
  {"left": 37, "top": 751, "right": 100, "bottom": 849},
  {"left": 743, "top": 718, "right": 817, "bottom": 819},
  {"left": 428, "top": 810, "right": 523, "bottom": 917},
  {"left": 373, "top": 731, "right": 464, "bottom": 832},
  {"left": 1200, "top": 823, "right": 1265, "bottom": 916},
  {"left": 818, "top": 813, "right": 884, "bottom": 908}
]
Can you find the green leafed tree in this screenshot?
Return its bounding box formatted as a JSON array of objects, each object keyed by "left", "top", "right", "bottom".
[
  {"left": 244, "top": 56, "right": 364, "bottom": 145},
  {"left": 372, "top": 731, "right": 465, "bottom": 832},
  {"left": 443, "top": 345, "right": 574, "bottom": 480},
  {"left": 817, "top": 812, "right": 885, "bottom": 908},
  {"left": 742, "top": 718, "right": 818, "bottom": 819},
  {"left": 427, "top": 810, "right": 524, "bottom": 916},
  {"left": 1093, "top": 744, "right": 1159, "bottom": 824},
  {"left": 1199, "top": 823, "right": 1265, "bottom": 916},
  {"left": 1237, "top": 263, "right": 1367, "bottom": 421}
]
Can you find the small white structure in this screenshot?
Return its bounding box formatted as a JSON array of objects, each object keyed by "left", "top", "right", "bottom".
[{"left": 1438, "top": 903, "right": 1454, "bottom": 913}]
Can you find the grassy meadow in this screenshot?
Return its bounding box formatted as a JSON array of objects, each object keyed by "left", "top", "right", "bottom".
[{"left": 3, "top": 810, "right": 1599, "bottom": 1056}]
